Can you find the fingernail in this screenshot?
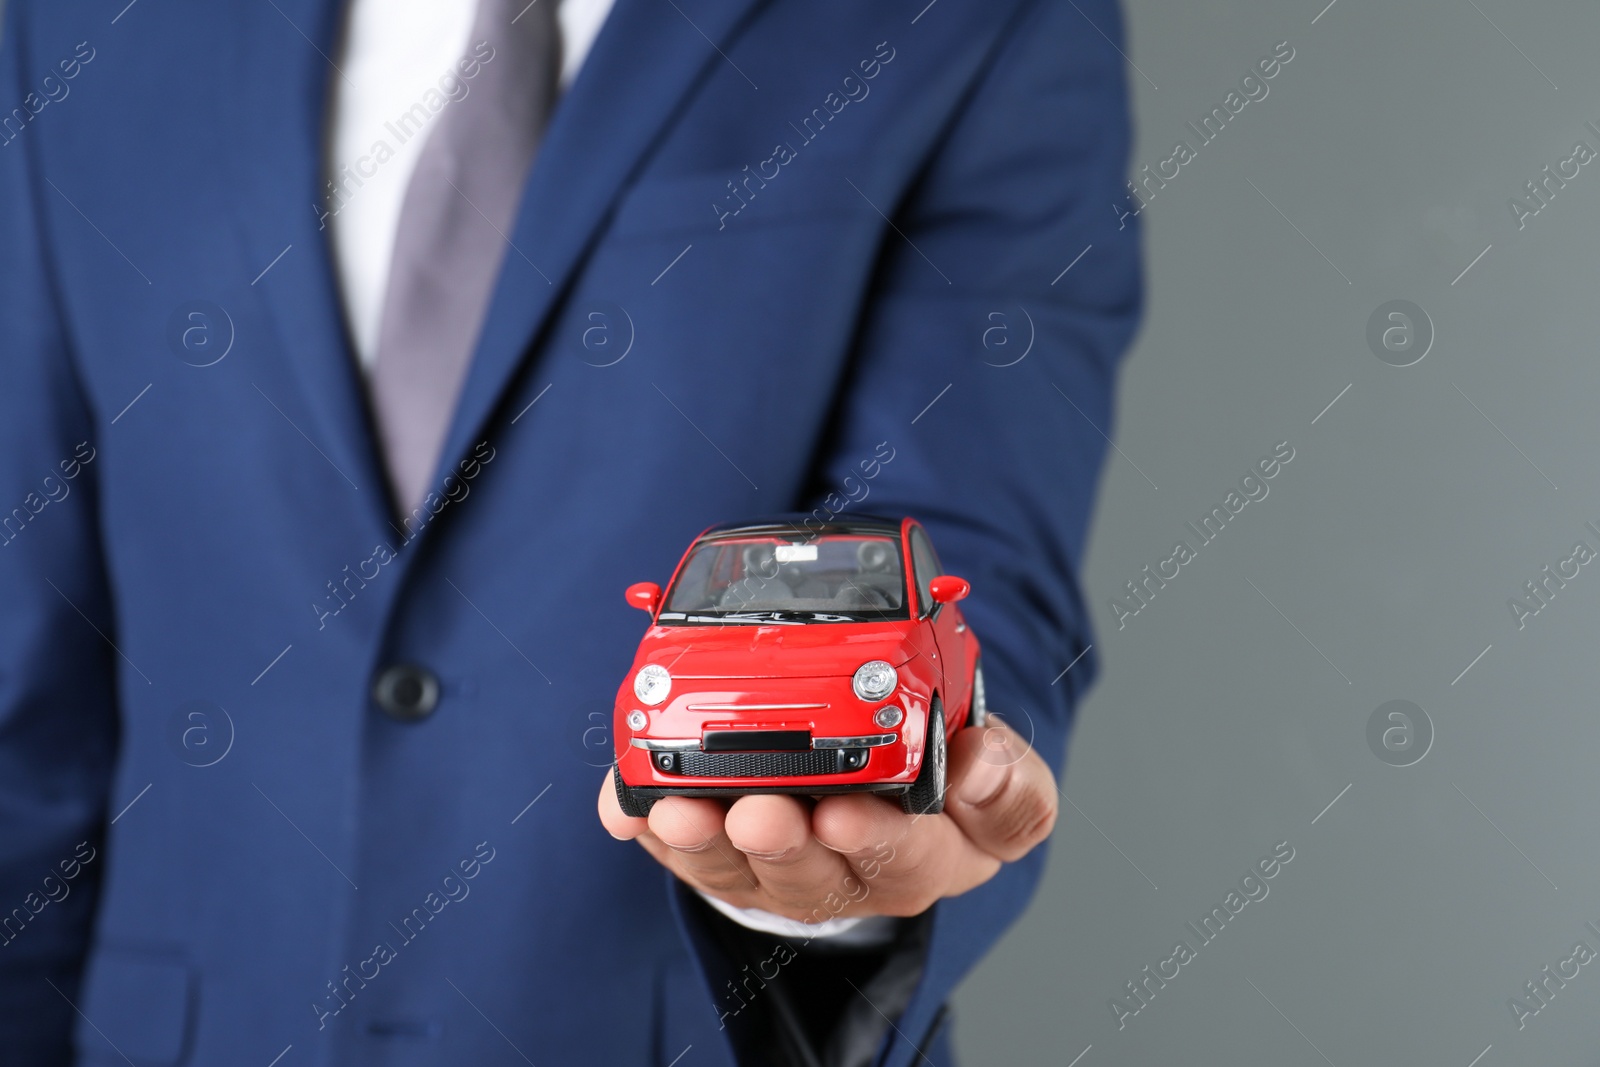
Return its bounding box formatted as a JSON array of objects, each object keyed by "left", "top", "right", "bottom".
[{"left": 958, "top": 752, "right": 1009, "bottom": 806}]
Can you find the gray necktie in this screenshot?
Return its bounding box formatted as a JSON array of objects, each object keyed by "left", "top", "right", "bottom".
[{"left": 369, "top": 0, "right": 560, "bottom": 514}]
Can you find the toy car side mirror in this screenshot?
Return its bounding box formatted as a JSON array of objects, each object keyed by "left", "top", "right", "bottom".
[
  {"left": 625, "top": 582, "right": 661, "bottom": 614},
  {"left": 928, "top": 576, "right": 970, "bottom": 604}
]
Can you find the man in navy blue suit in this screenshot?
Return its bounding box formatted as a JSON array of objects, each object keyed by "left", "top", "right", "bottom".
[{"left": 0, "top": 0, "right": 1140, "bottom": 1063}]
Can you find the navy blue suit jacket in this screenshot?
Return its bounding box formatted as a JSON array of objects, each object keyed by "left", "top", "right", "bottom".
[{"left": 0, "top": 0, "right": 1140, "bottom": 1062}]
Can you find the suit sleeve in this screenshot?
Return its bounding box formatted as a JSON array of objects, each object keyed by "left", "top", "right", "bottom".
[
  {"left": 0, "top": 5, "right": 121, "bottom": 1062},
  {"left": 808, "top": 0, "right": 1142, "bottom": 1061}
]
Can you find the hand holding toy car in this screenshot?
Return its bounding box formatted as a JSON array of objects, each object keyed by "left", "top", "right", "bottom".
[{"left": 597, "top": 517, "right": 1060, "bottom": 921}]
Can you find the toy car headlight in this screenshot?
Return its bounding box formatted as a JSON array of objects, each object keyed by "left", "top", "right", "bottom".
[
  {"left": 852, "top": 661, "right": 897, "bottom": 702},
  {"left": 634, "top": 665, "right": 671, "bottom": 706}
]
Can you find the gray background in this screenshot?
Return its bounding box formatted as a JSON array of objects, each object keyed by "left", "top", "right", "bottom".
[{"left": 955, "top": 0, "right": 1600, "bottom": 1064}]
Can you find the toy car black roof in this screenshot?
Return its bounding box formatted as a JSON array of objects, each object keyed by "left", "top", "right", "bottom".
[{"left": 698, "top": 514, "right": 904, "bottom": 540}]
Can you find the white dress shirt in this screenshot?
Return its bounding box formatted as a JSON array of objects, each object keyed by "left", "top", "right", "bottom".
[{"left": 326, "top": 0, "right": 893, "bottom": 947}]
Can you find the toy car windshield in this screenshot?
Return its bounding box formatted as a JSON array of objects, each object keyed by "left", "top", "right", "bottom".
[{"left": 656, "top": 534, "right": 908, "bottom": 623}]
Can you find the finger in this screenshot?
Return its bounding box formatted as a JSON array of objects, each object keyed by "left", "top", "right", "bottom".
[
  {"left": 945, "top": 717, "right": 1059, "bottom": 863},
  {"left": 597, "top": 771, "right": 650, "bottom": 841},
  {"left": 812, "top": 793, "right": 999, "bottom": 917},
  {"left": 645, "top": 796, "right": 759, "bottom": 899},
  {"left": 723, "top": 794, "right": 856, "bottom": 920}
]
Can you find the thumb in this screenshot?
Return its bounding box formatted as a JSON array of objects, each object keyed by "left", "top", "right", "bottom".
[{"left": 944, "top": 717, "right": 1058, "bottom": 863}]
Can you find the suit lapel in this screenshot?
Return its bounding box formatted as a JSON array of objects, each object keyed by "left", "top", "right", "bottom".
[
  {"left": 224, "top": 0, "right": 769, "bottom": 526},
  {"left": 430, "top": 0, "right": 772, "bottom": 489},
  {"left": 227, "top": 0, "right": 392, "bottom": 530}
]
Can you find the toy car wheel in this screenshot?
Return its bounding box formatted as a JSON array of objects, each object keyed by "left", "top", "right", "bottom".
[
  {"left": 613, "top": 764, "right": 655, "bottom": 818},
  {"left": 966, "top": 660, "right": 987, "bottom": 728},
  {"left": 900, "top": 700, "right": 947, "bottom": 816}
]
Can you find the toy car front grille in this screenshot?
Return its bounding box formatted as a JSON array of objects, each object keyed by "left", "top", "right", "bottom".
[{"left": 668, "top": 749, "right": 850, "bottom": 777}]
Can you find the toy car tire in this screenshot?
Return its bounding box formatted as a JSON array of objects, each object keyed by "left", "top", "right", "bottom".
[
  {"left": 900, "top": 700, "right": 947, "bottom": 816},
  {"left": 614, "top": 764, "right": 656, "bottom": 818},
  {"left": 966, "top": 660, "right": 987, "bottom": 728}
]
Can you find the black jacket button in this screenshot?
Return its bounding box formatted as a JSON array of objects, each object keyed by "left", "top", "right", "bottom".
[{"left": 372, "top": 664, "right": 440, "bottom": 721}]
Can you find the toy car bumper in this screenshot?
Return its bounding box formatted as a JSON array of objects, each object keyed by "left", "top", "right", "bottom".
[{"left": 615, "top": 728, "right": 919, "bottom": 796}]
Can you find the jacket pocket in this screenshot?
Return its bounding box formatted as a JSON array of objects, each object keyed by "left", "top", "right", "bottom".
[{"left": 74, "top": 946, "right": 195, "bottom": 1065}]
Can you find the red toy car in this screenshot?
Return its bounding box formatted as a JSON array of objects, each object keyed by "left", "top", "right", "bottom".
[{"left": 611, "top": 516, "right": 984, "bottom": 818}]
